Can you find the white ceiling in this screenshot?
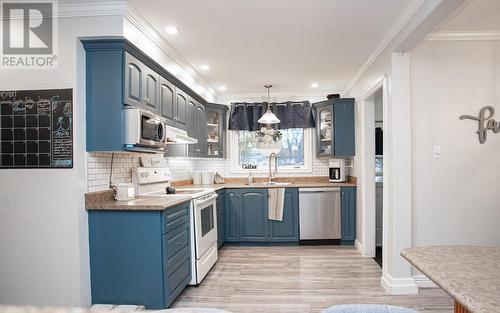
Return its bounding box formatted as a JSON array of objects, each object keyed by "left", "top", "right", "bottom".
[
  {"left": 129, "top": 0, "right": 418, "bottom": 97},
  {"left": 439, "top": 0, "right": 500, "bottom": 32}
]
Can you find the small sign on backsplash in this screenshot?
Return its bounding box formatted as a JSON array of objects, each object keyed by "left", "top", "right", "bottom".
[
  {"left": 242, "top": 164, "right": 257, "bottom": 170},
  {"left": 460, "top": 106, "right": 500, "bottom": 144}
]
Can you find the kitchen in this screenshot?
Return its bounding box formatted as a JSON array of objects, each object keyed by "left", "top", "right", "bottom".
[
  {"left": 1, "top": 1, "right": 500, "bottom": 313},
  {"left": 83, "top": 35, "right": 358, "bottom": 308}
]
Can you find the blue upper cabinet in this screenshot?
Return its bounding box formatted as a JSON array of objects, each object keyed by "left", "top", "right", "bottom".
[
  {"left": 313, "top": 98, "right": 355, "bottom": 157},
  {"left": 124, "top": 52, "right": 144, "bottom": 108},
  {"left": 239, "top": 189, "right": 269, "bottom": 242},
  {"left": 341, "top": 187, "right": 357, "bottom": 245},
  {"left": 143, "top": 67, "right": 160, "bottom": 114},
  {"left": 83, "top": 38, "right": 206, "bottom": 152},
  {"left": 84, "top": 41, "right": 125, "bottom": 151},
  {"left": 160, "top": 77, "right": 176, "bottom": 125},
  {"left": 334, "top": 99, "right": 355, "bottom": 157},
  {"left": 175, "top": 89, "right": 188, "bottom": 129}
]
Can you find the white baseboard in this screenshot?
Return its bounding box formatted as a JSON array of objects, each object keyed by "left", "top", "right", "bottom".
[
  {"left": 381, "top": 273, "right": 418, "bottom": 295},
  {"left": 413, "top": 275, "right": 438, "bottom": 288},
  {"left": 355, "top": 239, "right": 363, "bottom": 254}
]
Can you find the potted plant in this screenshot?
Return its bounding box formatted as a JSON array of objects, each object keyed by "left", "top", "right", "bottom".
[{"left": 255, "top": 126, "right": 282, "bottom": 156}]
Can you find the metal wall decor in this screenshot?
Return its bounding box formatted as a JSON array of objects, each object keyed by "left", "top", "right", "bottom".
[{"left": 459, "top": 105, "right": 500, "bottom": 144}]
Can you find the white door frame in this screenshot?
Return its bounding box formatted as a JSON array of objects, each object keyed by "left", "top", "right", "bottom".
[{"left": 360, "top": 75, "right": 388, "bottom": 258}]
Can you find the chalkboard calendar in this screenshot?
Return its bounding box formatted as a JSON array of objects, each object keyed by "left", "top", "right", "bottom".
[{"left": 0, "top": 89, "right": 73, "bottom": 168}]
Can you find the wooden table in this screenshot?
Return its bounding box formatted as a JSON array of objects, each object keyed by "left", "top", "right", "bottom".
[{"left": 401, "top": 246, "right": 500, "bottom": 313}]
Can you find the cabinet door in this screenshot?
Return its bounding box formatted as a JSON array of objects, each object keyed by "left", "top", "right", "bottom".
[
  {"left": 334, "top": 99, "right": 355, "bottom": 156},
  {"left": 143, "top": 68, "right": 160, "bottom": 113},
  {"left": 187, "top": 99, "right": 198, "bottom": 156},
  {"left": 160, "top": 77, "right": 176, "bottom": 125},
  {"left": 195, "top": 104, "right": 207, "bottom": 157},
  {"left": 206, "top": 108, "right": 224, "bottom": 158},
  {"left": 239, "top": 189, "right": 268, "bottom": 242},
  {"left": 341, "top": 187, "right": 357, "bottom": 245},
  {"left": 224, "top": 190, "right": 240, "bottom": 242},
  {"left": 316, "top": 105, "right": 334, "bottom": 156},
  {"left": 124, "top": 53, "right": 143, "bottom": 107},
  {"left": 269, "top": 188, "right": 299, "bottom": 242},
  {"left": 175, "top": 90, "right": 188, "bottom": 129},
  {"left": 216, "top": 191, "right": 225, "bottom": 249}
]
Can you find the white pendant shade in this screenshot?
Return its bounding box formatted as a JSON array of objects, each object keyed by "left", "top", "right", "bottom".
[
  {"left": 258, "top": 109, "right": 280, "bottom": 124},
  {"left": 258, "top": 84, "right": 280, "bottom": 124}
]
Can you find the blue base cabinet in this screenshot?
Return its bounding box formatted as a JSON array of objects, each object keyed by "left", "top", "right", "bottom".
[
  {"left": 216, "top": 190, "right": 225, "bottom": 248},
  {"left": 239, "top": 189, "right": 269, "bottom": 242},
  {"left": 224, "top": 188, "right": 299, "bottom": 243},
  {"left": 269, "top": 188, "right": 299, "bottom": 242},
  {"left": 88, "top": 202, "right": 191, "bottom": 309},
  {"left": 341, "top": 187, "right": 357, "bottom": 245}
]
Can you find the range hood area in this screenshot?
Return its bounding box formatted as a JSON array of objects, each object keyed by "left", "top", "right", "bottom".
[{"left": 165, "top": 125, "right": 198, "bottom": 145}]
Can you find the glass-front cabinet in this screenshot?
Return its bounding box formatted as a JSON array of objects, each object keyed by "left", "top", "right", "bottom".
[
  {"left": 316, "top": 105, "right": 334, "bottom": 156},
  {"left": 205, "top": 103, "right": 228, "bottom": 158},
  {"left": 313, "top": 98, "right": 355, "bottom": 157}
]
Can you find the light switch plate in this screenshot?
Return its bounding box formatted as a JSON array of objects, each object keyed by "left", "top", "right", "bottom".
[{"left": 433, "top": 145, "right": 442, "bottom": 158}]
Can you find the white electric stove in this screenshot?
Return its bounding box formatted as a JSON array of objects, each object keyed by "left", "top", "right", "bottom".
[{"left": 133, "top": 164, "right": 218, "bottom": 286}]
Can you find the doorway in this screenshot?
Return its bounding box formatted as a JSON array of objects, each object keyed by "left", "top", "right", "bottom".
[
  {"left": 373, "top": 88, "right": 384, "bottom": 267},
  {"left": 360, "top": 76, "right": 387, "bottom": 269}
]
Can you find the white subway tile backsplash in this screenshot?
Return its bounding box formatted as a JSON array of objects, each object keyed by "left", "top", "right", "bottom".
[{"left": 87, "top": 152, "right": 354, "bottom": 192}]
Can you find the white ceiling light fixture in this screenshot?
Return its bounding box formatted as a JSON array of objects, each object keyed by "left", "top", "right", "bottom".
[
  {"left": 311, "top": 82, "right": 319, "bottom": 88},
  {"left": 218, "top": 85, "right": 227, "bottom": 91},
  {"left": 257, "top": 84, "right": 280, "bottom": 125},
  {"left": 200, "top": 64, "right": 210, "bottom": 71},
  {"left": 165, "top": 26, "right": 179, "bottom": 35}
]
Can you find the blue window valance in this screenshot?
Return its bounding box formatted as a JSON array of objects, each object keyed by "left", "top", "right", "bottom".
[{"left": 228, "top": 101, "right": 315, "bottom": 131}]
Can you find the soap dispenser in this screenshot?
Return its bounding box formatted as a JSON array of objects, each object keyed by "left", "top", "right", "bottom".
[{"left": 248, "top": 171, "right": 254, "bottom": 184}]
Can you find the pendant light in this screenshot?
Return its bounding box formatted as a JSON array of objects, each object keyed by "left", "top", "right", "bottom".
[{"left": 258, "top": 84, "right": 280, "bottom": 124}]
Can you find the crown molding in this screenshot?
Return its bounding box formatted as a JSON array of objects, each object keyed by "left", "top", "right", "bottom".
[
  {"left": 58, "top": 1, "right": 127, "bottom": 18},
  {"left": 216, "top": 90, "right": 340, "bottom": 104},
  {"left": 343, "top": 0, "right": 428, "bottom": 95},
  {"left": 426, "top": 31, "right": 500, "bottom": 41},
  {"left": 123, "top": 3, "right": 215, "bottom": 101}
]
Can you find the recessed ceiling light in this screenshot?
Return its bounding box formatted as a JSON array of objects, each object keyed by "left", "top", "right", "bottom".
[
  {"left": 165, "top": 26, "right": 179, "bottom": 35},
  {"left": 200, "top": 64, "right": 210, "bottom": 71},
  {"left": 311, "top": 83, "right": 319, "bottom": 88},
  {"left": 218, "top": 85, "right": 227, "bottom": 91}
]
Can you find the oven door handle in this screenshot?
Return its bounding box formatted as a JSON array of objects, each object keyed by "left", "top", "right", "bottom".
[{"left": 195, "top": 194, "right": 218, "bottom": 207}]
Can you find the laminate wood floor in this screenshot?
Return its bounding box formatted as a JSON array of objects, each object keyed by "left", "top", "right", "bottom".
[{"left": 172, "top": 246, "right": 453, "bottom": 313}]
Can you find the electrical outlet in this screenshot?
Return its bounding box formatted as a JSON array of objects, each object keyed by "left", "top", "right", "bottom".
[{"left": 433, "top": 145, "right": 442, "bottom": 158}]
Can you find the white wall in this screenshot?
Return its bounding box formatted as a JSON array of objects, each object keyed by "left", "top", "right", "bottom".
[
  {"left": 347, "top": 45, "right": 393, "bottom": 256},
  {"left": 410, "top": 40, "right": 500, "bottom": 247},
  {"left": 0, "top": 15, "right": 123, "bottom": 306}
]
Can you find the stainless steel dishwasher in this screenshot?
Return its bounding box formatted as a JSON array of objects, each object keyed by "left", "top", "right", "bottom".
[{"left": 299, "top": 187, "right": 341, "bottom": 241}]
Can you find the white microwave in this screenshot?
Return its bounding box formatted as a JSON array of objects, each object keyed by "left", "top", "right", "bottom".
[{"left": 123, "top": 108, "right": 166, "bottom": 152}]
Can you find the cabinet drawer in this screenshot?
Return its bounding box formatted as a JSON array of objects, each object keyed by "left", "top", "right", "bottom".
[
  {"left": 162, "top": 202, "right": 190, "bottom": 233},
  {"left": 163, "top": 252, "right": 190, "bottom": 306},
  {"left": 162, "top": 222, "right": 190, "bottom": 272}
]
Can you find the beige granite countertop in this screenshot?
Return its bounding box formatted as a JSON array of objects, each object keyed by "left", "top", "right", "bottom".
[
  {"left": 85, "top": 190, "right": 192, "bottom": 211},
  {"left": 401, "top": 245, "right": 500, "bottom": 313},
  {"left": 85, "top": 177, "right": 356, "bottom": 211}
]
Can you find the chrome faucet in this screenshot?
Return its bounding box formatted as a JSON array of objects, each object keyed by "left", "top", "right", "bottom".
[{"left": 268, "top": 153, "right": 277, "bottom": 184}]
